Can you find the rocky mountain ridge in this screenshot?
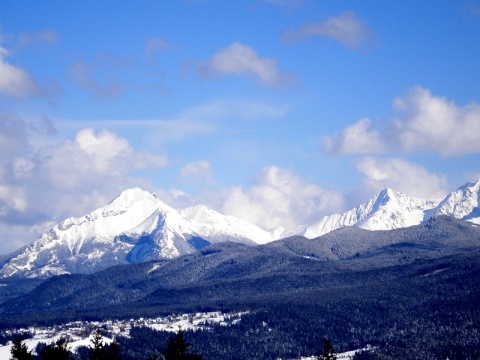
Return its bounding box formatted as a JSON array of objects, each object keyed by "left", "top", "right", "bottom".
[{"left": 0, "top": 179, "right": 479, "bottom": 278}]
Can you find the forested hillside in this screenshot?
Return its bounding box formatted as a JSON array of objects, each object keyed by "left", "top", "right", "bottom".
[{"left": 1, "top": 217, "right": 480, "bottom": 359}]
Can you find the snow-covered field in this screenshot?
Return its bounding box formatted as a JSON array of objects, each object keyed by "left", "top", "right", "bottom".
[
  {"left": 0, "top": 311, "right": 371, "bottom": 360},
  {"left": 300, "top": 345, "right": 374, "bottom": 360},
  {"left": 0, "top": 311, "right": 243, "bottom": 360},
  {"left": 0, "top": 333, "right": 113, "bottom": 360}
]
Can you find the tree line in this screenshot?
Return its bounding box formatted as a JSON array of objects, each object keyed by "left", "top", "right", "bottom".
[
  {"left": 9, "top": 329, "right": 203, "bottom": 360},
  {"left": 9, "top": 329, "right": 339, "bottom": 360}
]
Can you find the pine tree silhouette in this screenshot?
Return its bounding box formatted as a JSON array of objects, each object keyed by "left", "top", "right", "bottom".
[
  {"left": 317, "top": 337, "right": 337, "bottom": 360},
  {"left": 39, "top": 337, "right": 72, "bottom": 360},
  {"left": 88, "top": 329, "right": 105, "bottom": 360},
  {"left": 10, "top": 337, "right": 34, "bottom": 360},
  {"left": 164, "top": 330, "right": 202, "bottom": 360}
]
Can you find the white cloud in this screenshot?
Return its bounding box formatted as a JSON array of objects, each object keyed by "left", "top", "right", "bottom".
[
  {"left": 357, "top": 157, "right": 449, "bottom": 200},
  {"left": 180, "top": 161, "right": 214, "bottom": 184},
  {"left": 322, "top": 86, "right": 480, "bottom": 157},
  {"left": 0, "top": 116, "right": 168, "bottom": 253},
  {"left": 0, "top": 46, "right": 38, "bottom": 97},
  {"left": 46, "top": 128, "right": 167, "bottom": 190},
  {"left": 283, "top": 11, "right": 370, "bottom": 49},
  {"left": 392, "top": 87, "right": 480, "bottom": 156},
  {"left": 199, "top": 42, "right": 295, "bottom": 88},
  {"left": 322, "top": 118, "right": 386, "bottom": 155},
  {"left": 221, "top": 166, "right": 345, "bottom": 230}
]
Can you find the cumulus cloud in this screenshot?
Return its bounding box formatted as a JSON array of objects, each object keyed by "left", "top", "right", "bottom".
[
  {"left": 0, "top": 46, "right": 38, "bottom": 97},
  {"left": 221, "top": 166, "right": 345, "bottom": 231},
  {"left": 198, "top": 42, "right": 295, "bottom": 88},
  {"left": 322, "top": 86, "right": 480, "bottom": 157},
  {"left": 322, "top": 118, "right": 386, "bottom": 155},
  {"left": 392, "top": 87, "right": 480, "bottom": 156},
  {"left": 180, "top": 161, "right": 214, "bottom": 184},
  {"left": 357, "top": 157, "right": 449, "bottom": 200},
  {"left": 283, "top": 11, "right": 371, "bottom": 49},
  {"left": 46, "top": 128, "right": 167, "bottom": 191},
  {"left": 0, "top": 115, "right": 168, "bottom": 253}
]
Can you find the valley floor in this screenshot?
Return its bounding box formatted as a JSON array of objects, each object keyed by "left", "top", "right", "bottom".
[
  {"left": 0, "top": 311, "right": 369, "bottom": 360},
  {"left": 0, "top": 311, "right": 243, "bottom": 360}
]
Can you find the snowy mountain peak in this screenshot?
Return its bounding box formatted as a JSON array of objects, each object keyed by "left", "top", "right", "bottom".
[
  {"left": 0, "top": 188, "right": 274, "bottom": 278},
  {"left": 2, "top": 180, "right": 480, "bottom": 278},
  {"left": 181, "top": 205, "right": 273, "bottom": 245},
  {"left": 434, "top": 179, "right": 480, "bottom": 224},
  {"left": 301, "top": 187, "right": 439, "bottom": 238},
  {"left": 182, "top": 204, "right": 218, "bottom": 224},
  {"left": 111, "top": 187, "right": 154, "bottom": 203},
  {"left": 456, "top": 179, "right": 480, "bottom": 192},
  {"left": 378, "top": 187, "right": 396, "bottom": 197},
  {"left": 357, "top": 188, "right": 437, "bottom": 231},
  {"left": 107, "top": 188, "right": 171, "bottom": 213},
  {"left": 370, "top": 188, "right": 398, "bottom": 208},
  {"left": 372, "top": 187, "right": 422, "bottom": 206}
]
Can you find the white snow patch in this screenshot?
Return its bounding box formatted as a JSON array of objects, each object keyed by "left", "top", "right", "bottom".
[
  {"left": 300, "top": 345, "right": 374, "bottom": 359},
  {"left": 0, "top": 333, "right": 112, "bottom": 360}
]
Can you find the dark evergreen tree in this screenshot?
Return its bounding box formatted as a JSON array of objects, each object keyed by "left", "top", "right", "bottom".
[
  {"left": 10, "top": 337, "right": 34, "bottom": 360},
  {"left": 104, "top": 341, "right": 122, "bottom": 360},
  {"left": 88, "top": 329, "right": 105, "bottom": 360},
  {"left": 317, "top": 337, "right": 337, "bottom": 360},
  {"left": 163, "top": 331, "right": 201, "bottom": 360},
  {"left": 39, "top": 338, "right": 72, "bottom": 360}
]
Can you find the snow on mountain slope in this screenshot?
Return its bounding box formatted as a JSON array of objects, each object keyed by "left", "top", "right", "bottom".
[
  {"left": 2, "top": 179, "right": 480, "bottom": 278},
  {"left": 0, "top": 188, "right": 179, "bottom": 277},
  {"left": 300, "top": 188, "right": 439, "bottom": 238},
  {"left": 356, "top": 188, "right": 438, "bottom": 230},
  {"left": 0, "top": 188, "right": 272, "bottom": 278},
  {"left": 432, "top": 180, "right": 480, "bottom": 224},
  {"left": 181, "top": 205, "right": 274, "bottom": 245}
]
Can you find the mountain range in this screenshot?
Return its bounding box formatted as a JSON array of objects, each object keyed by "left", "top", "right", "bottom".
[
  {"left": 1, "top": 215, "right": 480, "bottom": 325},
  {"left": 0, "top": 179, "right": 479, "bottom": 278}
]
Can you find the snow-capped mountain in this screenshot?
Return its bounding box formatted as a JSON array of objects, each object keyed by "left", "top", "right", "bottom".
[
  {"left": 1, "top": 180, "right": 480, "bottom": 278},
  {"left": 432, "top": 180, "right": 480, "bottom": 224},
  {"left": 295, "top": 180, "right": 480, "bottom": 239},
  {"left": 181, "top": 205, "right": 273, "bottom": 245},
  {"left": 298, "top": 188, "right": 439, "bottom": 238},
  {"left": 0, "top": 188, "right": 274, "bottom": 278}
]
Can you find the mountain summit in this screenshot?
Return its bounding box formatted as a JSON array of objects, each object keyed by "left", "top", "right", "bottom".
[
  {"left": 0, "top": 188, "right": 273, "bottom": 278},
  {"left": 299, "top": 188, "right": 439, "bottom": 239},
  {"left": 1, "top": 180, "right": 480, "bottom": 278},
  {"left": 433, "top": 180, "right": 480, "bottom": 223}
]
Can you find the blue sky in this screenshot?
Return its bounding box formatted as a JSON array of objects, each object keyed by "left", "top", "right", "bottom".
[{"left": 1, "top": 0, "right": 480, "bottom": 253}]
